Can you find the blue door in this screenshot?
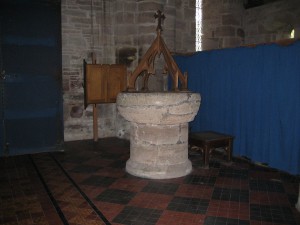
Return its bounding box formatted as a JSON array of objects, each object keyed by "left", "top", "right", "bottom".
[{"left": 0, "top": 0, "right": 63, "bottom": 156}]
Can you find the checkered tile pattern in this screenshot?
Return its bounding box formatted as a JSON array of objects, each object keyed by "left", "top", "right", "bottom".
[{"left": 0, "top": 138, "right": 299, "bottom": 225}]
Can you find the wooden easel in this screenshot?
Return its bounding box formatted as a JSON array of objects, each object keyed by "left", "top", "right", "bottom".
[
  {"left": 92, "top": 53, "right": 98, "bottom": 142},
  {"left": 83, "top": 53, "right": 127, "bottom": 142},
  {"left": 93, "top": 103, "right": 98, "bottom": 141}
]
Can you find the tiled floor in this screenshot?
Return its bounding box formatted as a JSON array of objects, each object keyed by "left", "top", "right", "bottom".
[{"left": 1, "top": 137, "right": 299, "bottom": 225}]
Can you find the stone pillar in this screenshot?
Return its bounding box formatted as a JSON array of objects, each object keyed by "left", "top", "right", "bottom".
[
  {"left": 117, "top": 92, "right": 201, "bottom": 179},
  {"left": 201, "top": 0, "right": 244, "bottom": 50},
  {"left": 127, "top": 122, "right": 190, "bottom": 179}
]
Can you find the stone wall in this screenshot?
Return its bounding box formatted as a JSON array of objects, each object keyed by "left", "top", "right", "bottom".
[
  {"left": 62, "top": 0, "right": 299, "bottom": 142},
  {"left": 62, "top": 0, "right": 115, "bottom": 141},
  {"left": 62, "top": 0, "right": 195, "bottom": 141},
  {"left": 244, "top": 0, "right": 300, "bottom": 45},
  {"left": 200, "top": 0, "right": 300, "bottom": 50}
]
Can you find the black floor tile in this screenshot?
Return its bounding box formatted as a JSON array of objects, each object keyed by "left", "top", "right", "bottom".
[
  {"left": 167, "top": 196, "right": 209, "bottom": 214},
  {"left": 219, "top": 168, "right": 249, "bottom": 179},
  {"left": 249, "top": 179, "right": 285, "bottom": 192},
  {"left": 113, "top": 206, "right": 162, "bottom": 225},
  {"left": 96, "top": 189, "right": 136, "bottom": 204},
  {"left": 212, "top": 187, "right": 249, "bottom": 202},
  {"left": 142, "top": 181, "right": 179, "bottom": 195},
  {"left": 204, "top": 216, "right": 250, "bottom": 225},
  {"left": 250, "top": 204, "right": 297, "bottom": 225},
  {"left": 184, "top": 175, "right": 216, "bottom": 186}
]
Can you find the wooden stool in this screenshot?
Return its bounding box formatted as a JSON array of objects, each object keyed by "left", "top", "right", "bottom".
[{"left": 189, "top": 131, "right": 234, "bottom": 168}]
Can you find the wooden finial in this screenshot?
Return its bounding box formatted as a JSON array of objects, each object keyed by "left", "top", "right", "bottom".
[{"left": 154, "top": 10, "right": 165, "bottom": 32}]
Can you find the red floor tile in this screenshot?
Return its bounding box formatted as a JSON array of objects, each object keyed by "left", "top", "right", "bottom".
[{"left": 0, "top": 138, "right": 299, "bottom": 225}]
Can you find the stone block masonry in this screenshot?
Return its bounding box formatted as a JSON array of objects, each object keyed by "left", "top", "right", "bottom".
[
  {"left": 61, "top": 0, "right": 299, "bottom": 141},
  {"left": 62, "top": 0, "right": 196, "bottom": 141}
]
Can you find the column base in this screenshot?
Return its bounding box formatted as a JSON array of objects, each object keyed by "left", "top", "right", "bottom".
[{"left": 126, "top": 158, "right": 192, "bottom": 179}]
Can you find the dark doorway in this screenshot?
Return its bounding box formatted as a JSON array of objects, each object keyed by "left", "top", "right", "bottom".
[{"left": 0, "top": 0, "right": 63, "bottom": 156}]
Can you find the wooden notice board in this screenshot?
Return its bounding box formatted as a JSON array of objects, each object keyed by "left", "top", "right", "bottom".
[{"left": 83, "top": 61, "right": 127, "bottom": 108}]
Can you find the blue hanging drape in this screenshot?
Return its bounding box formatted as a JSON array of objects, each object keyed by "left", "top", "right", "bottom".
[{"left": 174, "top": 41, "right": 300, "bottom": 175}]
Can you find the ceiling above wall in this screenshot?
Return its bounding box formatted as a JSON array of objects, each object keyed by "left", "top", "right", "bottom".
[
  {"left": 244, "top": 0, "right": 280, "bottom": 9},
  {"left": 1, "top": 0, "right": 60, "bottom": 5}
]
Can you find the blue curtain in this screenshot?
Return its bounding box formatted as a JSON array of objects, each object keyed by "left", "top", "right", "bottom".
[{"left": 174, "top": 41, "right": 300, "bottom": 175}]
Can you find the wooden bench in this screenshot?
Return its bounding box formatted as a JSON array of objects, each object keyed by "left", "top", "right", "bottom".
[{"left": 189, "top": 131, "right": 234, "bottom": 168}]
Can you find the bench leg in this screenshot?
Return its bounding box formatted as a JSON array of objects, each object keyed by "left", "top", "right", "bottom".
[
  {"left": 227, "top": 139, "right": 233, "bottom": 162},
  {"left": 204, "top": 145, "right": 209, "bottom": 168}
]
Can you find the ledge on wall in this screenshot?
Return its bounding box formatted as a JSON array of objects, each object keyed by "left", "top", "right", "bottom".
[
  {"left": 243, "top": 38, "right": 300, "bottom": 47},
  {"left": 244, "top": 0, "right": 280, "bottom": 9}
]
